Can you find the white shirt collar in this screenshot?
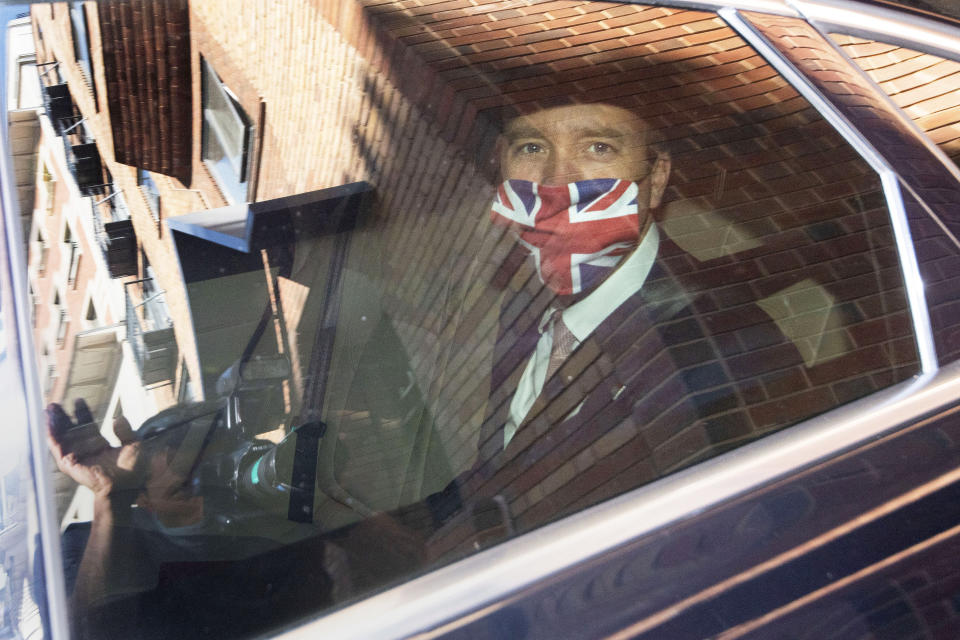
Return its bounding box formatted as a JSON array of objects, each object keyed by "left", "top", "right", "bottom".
[
  {"left": 557, "top": 224, "right": 660, "bottom": 342},
  {"left": 504, "top": 225, "right": 660, "bottom": 449}
]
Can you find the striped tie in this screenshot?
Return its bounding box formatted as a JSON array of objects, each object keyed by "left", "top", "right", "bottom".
[{"left": 546, "top": 312, "right": 576, "bottom": 381}]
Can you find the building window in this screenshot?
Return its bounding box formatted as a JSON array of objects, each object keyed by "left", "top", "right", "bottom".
[
  {"left": 137, "top": 169, "right": 160, "bottom": 221},
  {"left": 70, "top": 2, "right": 92, "bottom": 80},
  {"left": 56, "top": 309, "right": 69, "bottom": 345},
  {"left": 33, "top": 228, "right": 48, "bottom": 275},
  {"left": 63, "top": 224, "right": 80, "bottom": 287},
  {"left": 67, "top": 242, "right": 80, "bottom": 287},
  {"left": 42, "top": 346, "right": 56, "bottom": 395},
  {"left": 177, "top": 362, "right": 196, "bottom": 403},
  {"left": 14, "top": 54, "right": 40, "bottom": 109},
  {"left": 45, "top": 364, "right": 57, "bottom": 394},
  {"left": 42, "top": 165, "right": 56, "bottom": 215},
  {"left": 53, "top": 291, "right": 68, "bottom": 347},
  {"left": 84, "top": 298, "right": 98, "bottom": 326},
  {"left": 201, "top": 57, "right": 253, "bottom": 204}
]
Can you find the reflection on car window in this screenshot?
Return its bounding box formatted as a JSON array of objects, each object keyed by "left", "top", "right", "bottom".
[
  {"left": 24, "top": 1, "right": 924, "bottom": 637},
  {"left": 831, "top": 34, "right": 960, "bottom": 167},
  {"left": 830, "top": 32, "right": 960, "bottom": 366}
]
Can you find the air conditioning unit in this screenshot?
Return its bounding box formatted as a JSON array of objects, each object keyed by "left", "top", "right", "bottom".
[
  {"left": 42, "top": 83, "right": 73, "bottom": 132},
  {"left": 69, "top": 143, "right": 104, "bottom": 195},
  {"left": 103, "top": 219, "right": 137, "bottom": 277}
]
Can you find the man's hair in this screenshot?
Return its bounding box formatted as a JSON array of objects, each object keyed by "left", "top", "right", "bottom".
[
  {"left": 478, "top": 96, "right": 669, "bottom": 185},
  {"left": 466, "top": 51, "right": 741, "bottom": 181}
]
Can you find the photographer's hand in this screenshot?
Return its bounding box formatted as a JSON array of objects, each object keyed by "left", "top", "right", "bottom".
[
  {"left": 46, "top": 399, "right": 141, "bottom": 501},
  {"left": 46, "top": 399, "right": 158, "bottom": 626}
]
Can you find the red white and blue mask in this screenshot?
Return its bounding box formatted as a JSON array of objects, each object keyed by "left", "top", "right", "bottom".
[{"left": 490, "top": 178, "right": 641, "bottom": 296}]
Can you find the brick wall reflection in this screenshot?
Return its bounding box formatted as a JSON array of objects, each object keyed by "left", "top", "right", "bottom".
[{"left": 747, "top": 12, "right": 960, "bottom": 366}]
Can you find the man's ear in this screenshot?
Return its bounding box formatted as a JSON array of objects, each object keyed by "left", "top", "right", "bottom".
[{"left": 648, "top": 151, "right": 671, "bottom": 208}]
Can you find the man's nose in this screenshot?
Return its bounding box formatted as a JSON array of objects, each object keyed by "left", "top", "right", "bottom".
[{"left": 540, "top": 149, "right": 584, "bottom": 185}]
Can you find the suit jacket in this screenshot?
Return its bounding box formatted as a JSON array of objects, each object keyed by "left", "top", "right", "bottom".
[{"left": 426, "top": 237, "right": 807, "bottom": 553}]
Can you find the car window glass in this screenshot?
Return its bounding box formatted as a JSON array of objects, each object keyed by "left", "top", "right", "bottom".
[
  {"left": 826, "top": 32, "right": 960, "bottom": 365},
  {"left": 22, "top": 2, "right": 928, "bottom": 636},
  {"left": 832, "top": 34, "right": 960, "bottom": 168}
]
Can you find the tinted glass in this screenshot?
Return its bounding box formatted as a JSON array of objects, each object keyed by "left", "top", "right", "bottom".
[
  {"left": 19, "top": 1, "right": 927, "bottom": 637},
  {"left": 830, "top": 35, "right": 960, "bottom": 169},
  {"left": 828, "top": 34, "right": 960, "bottom": 364}
]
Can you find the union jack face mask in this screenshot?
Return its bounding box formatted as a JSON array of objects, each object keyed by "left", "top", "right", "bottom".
[{"left": 490, "top": 178, "right": 641, "bottom": 296}]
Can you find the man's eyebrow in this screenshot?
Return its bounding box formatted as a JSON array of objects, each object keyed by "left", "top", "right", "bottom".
[
  {"left": 502, "top": 123, "right": 632, "bottom": 141},
  {"left": 502, "top": 124, "right": 544, "bottom": 140},
  {"left": 576, "top": 126, "right": 628, "bottom": 139}
]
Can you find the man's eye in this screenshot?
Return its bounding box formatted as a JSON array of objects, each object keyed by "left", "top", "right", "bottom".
[
  {"left": 587, "top": 142, "right": 615, "bottom": 155},
  {"left": 516, "top": 142, "right": 544, "bottom": 155}
]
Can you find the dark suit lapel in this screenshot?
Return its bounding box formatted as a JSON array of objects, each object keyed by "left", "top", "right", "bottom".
[
  {"left": 472, "top": 276, "right": 548, "bottom": 470},
  {"left": 507, "top": 248, "right": 697, "bottom": 439},
  {"left": 478, "top": 248, "right": 698, "bottom": 494}
]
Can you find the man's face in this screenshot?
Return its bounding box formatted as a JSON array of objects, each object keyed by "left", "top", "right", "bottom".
[{"left": 499, "top": 103, "right": 670, "bottom": 208}]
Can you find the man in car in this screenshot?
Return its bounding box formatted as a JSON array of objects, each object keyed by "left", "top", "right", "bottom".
[
  {"left": 486, "top": 101, "right": 672, "bottom": 451},
  {"left": 424, "top": 99, "right": 805, "bottom": 553}
]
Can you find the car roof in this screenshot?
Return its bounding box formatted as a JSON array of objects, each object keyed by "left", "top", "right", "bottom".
[
  {"left": 663, "top": 0, "right": 960, "bottom": 64},
  {"left": 861, "top": 0, "right": 960, "bottom": 24}
]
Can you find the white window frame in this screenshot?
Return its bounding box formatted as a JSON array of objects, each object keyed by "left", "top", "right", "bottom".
[
  {"left": 200, "top": 57, "right": 253, "bottom": 204},
  {"left": 62, "top": 223, "right": 81, "bottom": 288}
]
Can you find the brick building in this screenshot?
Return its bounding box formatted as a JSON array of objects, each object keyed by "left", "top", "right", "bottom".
[{"left": 23, "top": 2, "right": 960, "bottom": 626}]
